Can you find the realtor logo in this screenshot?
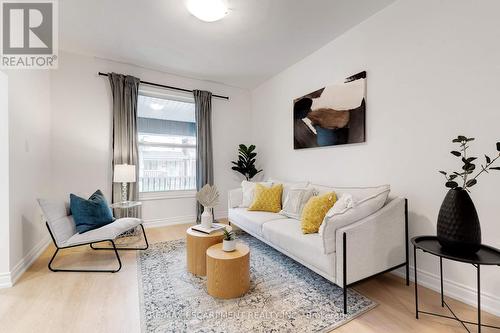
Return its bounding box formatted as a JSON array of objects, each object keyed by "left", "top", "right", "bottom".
[{"left": 1, "top": 0, "right": 58, "bottom": 68}]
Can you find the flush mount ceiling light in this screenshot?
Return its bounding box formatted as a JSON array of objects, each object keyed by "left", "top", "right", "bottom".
[{"left": 186, "top": 0, "right": 228, "bottom": 22}]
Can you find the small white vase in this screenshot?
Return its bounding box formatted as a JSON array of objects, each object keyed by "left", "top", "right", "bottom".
[
  {"left": 201, "top": 206, "right": 213, "bottom": 229},
  {"left": 223, "top": 239, "right": 236, "bottom": 252}
]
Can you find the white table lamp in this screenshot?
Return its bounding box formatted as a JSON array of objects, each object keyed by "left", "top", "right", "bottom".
[{"left": 114, "top": 164, "right": 136, "bottom": 203}]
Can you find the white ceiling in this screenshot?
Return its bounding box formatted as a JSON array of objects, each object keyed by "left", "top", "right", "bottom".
[{"left": 59, "top": 0, "right": 395, "bottom": 89}]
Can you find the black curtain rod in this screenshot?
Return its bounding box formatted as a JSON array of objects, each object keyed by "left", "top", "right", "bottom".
[{"left": 98, "top": 72, "right": 229, "bottom": 100}]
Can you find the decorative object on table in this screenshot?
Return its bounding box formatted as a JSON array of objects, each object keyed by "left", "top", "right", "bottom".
[
  {"left": 138, "top": 232, "right": 376, "bottom": 332},
  {"left": 206, "top": 242, "right": 250, "bottom": 298},
  {"left": 222, "top": 228, "right": 236, "bottom": 252},
  {"left": 437, "top": 135, "right": 500, "bottom": 254},
  {"left": 412, "top": 236, "right": 500, "bottom": 333},
  {"left": 231, "top": 144, "right": 263, "bottom": 180},
  {"left": 186, "top": 225, "right": 232, "bottom": 276},
  {"left": 293, "top": 71, "right": 366, "bottom": 149},
  {"left": 69, "top": 190, "right": 115, "bottom": 233},
  {"left": 191, "top": 222, "right": 225, "bottom": 235},
  {"left": 113, "top": 164, "right": 136, "bottom": 203},
  {"left": 196, "top": 184, "right": 219, "bottom": 228}
]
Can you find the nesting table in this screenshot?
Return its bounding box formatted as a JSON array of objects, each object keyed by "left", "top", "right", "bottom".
[
  {"left": 412, "top": 236, "right": 500, "bottom": 333},
  {"left": 186, "top": 225, "right": 232, "bottom": 276},
  {"left": 206, "top": 242, "right": 250, "bottom": 299}
]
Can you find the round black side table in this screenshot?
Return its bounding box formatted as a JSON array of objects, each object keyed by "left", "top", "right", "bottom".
[{"left": 412, "top": 236, "right": 500, "bottom": 333}]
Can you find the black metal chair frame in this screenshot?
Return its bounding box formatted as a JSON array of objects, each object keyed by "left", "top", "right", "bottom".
[
  {"left": 46, "top": 222, "right": 149, "bottom": 273},
  {"left": 341, "top": 198, "right": 410, "bottom": 314}
]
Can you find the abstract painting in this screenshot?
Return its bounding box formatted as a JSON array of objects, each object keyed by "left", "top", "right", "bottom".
[{"left": 293, "top": 71, "right": 366, "bottom": 149}]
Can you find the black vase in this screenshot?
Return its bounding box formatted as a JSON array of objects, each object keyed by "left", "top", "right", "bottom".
[{"left": 437, "top": 188, "right": 481, "bottom": 254}]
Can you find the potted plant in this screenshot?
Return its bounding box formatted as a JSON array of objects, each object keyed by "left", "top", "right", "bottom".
[
  {"left": 438, "top": 136, "right": 500, "bottom": 254},
  {"left": 222, "top": 229, "right": 236, "bottom": 252},
  {"left": 196, "top": 184, "right": 220, "bottom": 229},
  {"left": 231, "top": 144, "right": 263, "bottom": 180}
]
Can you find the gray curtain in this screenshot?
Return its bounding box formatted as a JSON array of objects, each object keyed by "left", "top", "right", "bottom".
[
  {"left": 194, "top": 90, "right": 214, "bottom": 222},
  {"left": 108, "top": 73, "right": 141, "bottom": 208}
]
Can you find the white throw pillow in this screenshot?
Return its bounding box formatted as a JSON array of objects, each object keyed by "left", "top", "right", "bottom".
[
  {"left": 319, "top": 185, "right": 390, "bottom": 234},
  {"left": 279, "top": 187, "right": 317, "bottom": 220},
  {"left": 240, "top": 180, "right": 273, "bottom": 208},
  {"left": 268, "top": 178, "right": 309, "bottom": 205}
]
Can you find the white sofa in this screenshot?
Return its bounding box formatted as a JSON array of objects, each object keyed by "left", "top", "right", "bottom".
[{"left": 228, "top": 183, "right": 409, "bottom": 314}]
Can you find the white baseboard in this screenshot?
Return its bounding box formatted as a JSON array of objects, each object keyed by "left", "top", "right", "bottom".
[
  {"left": 143, "top": 215, "right": 197, "bottom": 228},
  {"left": 0, "top": 235, "right": 51, "bottom": 289},
  {"left": 0, "top": 272, "right": 12, "bottom": 288},
  {"left": 215, "top": 210, "right": 228, "bottom": 220},
  {"left": 143, "top": 211, "right": 229, "bottom": 229},
  {"left": 392, "top": 266, "right": 500, "bottom": 317}
]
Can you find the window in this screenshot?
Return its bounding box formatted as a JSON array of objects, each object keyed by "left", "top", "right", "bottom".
[{"left": 137, "top": 92, "right": 196, "bottom": 193}]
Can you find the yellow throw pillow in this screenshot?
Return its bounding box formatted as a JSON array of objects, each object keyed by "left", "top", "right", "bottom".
[
  {"left": 301, "top": 192, "right": 337, "bottom": 234},
  {"left": 248, "top": 184, "right": 283, "bottom": 213}
]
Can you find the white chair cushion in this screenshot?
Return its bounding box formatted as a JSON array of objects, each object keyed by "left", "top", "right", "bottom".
[
  {"left": 38, "top": 199, "right": 76, "bottom": 246},
  {"left": 240, "top": 180, "right": 273, "bottom": 208},
  {"left": 262, "top": 218, "right": 335, "bottom": 277},
  {"left": 63, "top": 217, "right": 143, "bottom": 247},
  {"left": 228, "top": 208, "right": 286, "bottom": 236}
]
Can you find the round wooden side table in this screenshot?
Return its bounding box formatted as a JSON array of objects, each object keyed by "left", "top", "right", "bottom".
[
  {"left": 206, "top": 242, "right": 250, "bottom": 299},
  {"left": 186, "top": 225, "right": 232, "bottom": 276}
]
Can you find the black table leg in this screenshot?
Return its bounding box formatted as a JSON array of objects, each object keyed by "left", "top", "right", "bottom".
[
  {"left": 477, "top": 264, "right": 481, "bottom": 333},
  {"left": 414, "top": 244, "right": 419, "bottom": 319},
  {"left": 440, "top": 257, "right": 444, "bottom": 307}
]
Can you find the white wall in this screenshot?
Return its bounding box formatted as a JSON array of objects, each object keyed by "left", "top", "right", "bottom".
[
  {"left": 0, "top": 71, "right": 10, "bottom": 287},
  {"left": 50, "top": 51, "right": 251, "bottom": 225},
  {"left": 251, "top": 0, "right": 500, "bottom": 315},
  {"left": 4, "top": 69, "right": 52, "bottom": 285}
]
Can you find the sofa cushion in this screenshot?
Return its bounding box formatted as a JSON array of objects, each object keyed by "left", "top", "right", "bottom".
[
  {"left": 319, "top": 185, "right": 391, "bottom": 254},
  {"left": 301, "top": 192, "right": 337, "bottom": 234},
  {"left": 312, "top": 184, "right": 390, "bottom": 202},
  {"left": 268, "top": 178, "right": 309, "bottom": 205},
  {"left": 248, "top": 184, "right": 283, "bottom": 213},
  {"left": 228, "top": 208, "right": 286, "bottom": 236},
  {"left": 262, "top": 218, "right": 335, "bottom": 277},
  {"left": 280, "top": 187, "right": 316, "bottom": 219},
  {"left": 240, "top": 180, "right": 273, "bottom": 207}
]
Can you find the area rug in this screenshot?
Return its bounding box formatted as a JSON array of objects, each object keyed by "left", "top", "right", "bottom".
[{"left": 137, "top": 232, "right": 376, "bottom": 332}]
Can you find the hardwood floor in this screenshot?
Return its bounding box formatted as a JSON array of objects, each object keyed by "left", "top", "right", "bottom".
[{"left": 0, "top": 222, "right": 499, "bottom": 333}]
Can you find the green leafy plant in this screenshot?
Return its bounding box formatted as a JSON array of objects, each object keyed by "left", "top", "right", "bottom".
[
  {"left": 439, "top": 135, "right": 500, "bottom": 191},
  {"left": 223, "top": 229, "right": 235, "bottom": 241},
  {"left": 231, "top": 144, "right": 263, "bottom": 181}
]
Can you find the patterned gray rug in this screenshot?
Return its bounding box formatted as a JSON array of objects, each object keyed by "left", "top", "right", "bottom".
[{"left": 137, "top": 233, "right": 376, "bottom": 332}]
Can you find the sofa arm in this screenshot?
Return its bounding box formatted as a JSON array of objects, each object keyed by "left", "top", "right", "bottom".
[
  {"left": 228, "top": 188, "right": 243, "bottom": 209},
  {"left": 334, "top": 197, "right": 407, "bottom": 286}
]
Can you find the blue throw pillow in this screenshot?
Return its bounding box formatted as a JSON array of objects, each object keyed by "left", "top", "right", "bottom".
[{"left": 70, "top": 190, "right": 115, "bottom": 233}]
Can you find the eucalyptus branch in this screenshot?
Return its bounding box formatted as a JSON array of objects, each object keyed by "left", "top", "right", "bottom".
[
  {"left": 462, "top": 142, "right": 468, "bottom": 188},
  {"left": 470, "top": 153, "right": 500, "bottom": 182},
  {"left": 439, "top": 136, "right": 500, "bottom": 191}
]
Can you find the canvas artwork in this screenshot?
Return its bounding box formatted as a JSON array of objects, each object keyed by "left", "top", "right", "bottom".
[{"left": 293, "top": 71, "right": 366, "bottom": 149}]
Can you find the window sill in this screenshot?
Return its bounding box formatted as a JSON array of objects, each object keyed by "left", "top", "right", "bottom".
[{"left": 139, "top": 190, "right": 197, "bottom": 201}]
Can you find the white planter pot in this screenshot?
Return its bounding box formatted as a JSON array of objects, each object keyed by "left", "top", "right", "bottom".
[
  {"left": 201, "top": 207, "right": 212, "bottom": 229},
  {"left": 223, "top": 239, "right": 236, "bottom": 252}
]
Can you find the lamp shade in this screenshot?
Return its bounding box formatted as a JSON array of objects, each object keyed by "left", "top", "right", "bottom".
[{"left": 113, "top": 164, "right": 136, "bottom": 183}]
